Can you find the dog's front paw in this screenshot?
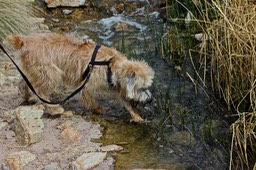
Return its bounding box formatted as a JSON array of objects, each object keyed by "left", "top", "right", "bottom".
[
  {"left": 130, "top": 116, "right": 145, "bottom": 123},
  {"left": 46, "top": 104, "right": 65, "bottom": 115}
]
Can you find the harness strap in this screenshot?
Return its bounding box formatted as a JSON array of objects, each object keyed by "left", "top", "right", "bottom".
[
  {"left": 0, "top": 43, "right": 111, "bottom": 105},
  {"left": 83, "top": 45, "right": 114, "bottom": 86}
]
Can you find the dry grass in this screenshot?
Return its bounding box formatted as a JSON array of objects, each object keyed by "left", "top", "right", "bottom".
[
  {"left": 161, "top": 0, "right": 256, "bottom": 169},
  {"left": 0, "top": 0, "right": 34, "bottom": 40},
  {"left": 193, "top": 0, "right": 256, "bottom": 169}
]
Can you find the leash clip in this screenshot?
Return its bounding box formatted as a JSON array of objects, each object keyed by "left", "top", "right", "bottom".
[{"left": 89, "top": 63, "right": 93, "bottom": 69}]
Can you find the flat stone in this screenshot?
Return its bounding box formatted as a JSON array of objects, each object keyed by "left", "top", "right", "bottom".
[
  {"left": 2, "top": 109, "right": 15, "bottom": 123},
  {"left": 113, "top": 22, "right": 130, "bottom": 32},
  {"left": 0, "top": 122, "right": 8, "bottom": 130},
  {"left": 69, "top": 152, "right": 107, "bottom": 170},
  {"left": 5, "top": 151, "right": 36, "bottom": 170},
  {"left": 45, "top": 0, "right": 86, "bottom": 8},
  {"left": 99, "top": 144, "right": 123, "bottom": 152},
  {"left": 133, "top": 165, "right": 184, "bottom": 170},
  {"left": 0, "top": 70, "right": 7, "bottom": 85},
  {"left": 59, "top": 127, "right": 83, "bottom": 144},
  {"left": 133, "top": 169, "right": 166, "bottom": 170},
  {"left": 63, "top": 9, "right": 74, "bottom": 15},
  {"left": 166, "top": 131, "right": 195, "bottom": 146},
  {"left": 43, "top": 162, "right": 60, "bottom": 170},
  {"left": 14, "top": 105, "right": 44, "bottom": 145},
  {"left": 61, "top": 111, "right": 74, "bottom": 117}
]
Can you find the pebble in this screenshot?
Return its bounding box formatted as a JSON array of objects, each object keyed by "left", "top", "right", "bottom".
[
  {"left": 0, "top": 122, "right": 8, "bottom": 130},
  {"left": 43, "top": 162, "right": 60, "bottom": 170},
  {"left": 69, "top": 152, "right": 107, "bottom": 170},
  {"left": 99, "top": 144, "right": 123, "bottom": 152},
  {"left": 59, "top": 127, "right": 83, "bottom": 144},
  {"left": 5, "top": 151, "right": 36, "bottom": 170}
]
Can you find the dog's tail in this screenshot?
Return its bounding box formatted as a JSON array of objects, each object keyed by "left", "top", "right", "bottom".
[{"left": 5, "top": 35, "right": 23, "bottom": 49}]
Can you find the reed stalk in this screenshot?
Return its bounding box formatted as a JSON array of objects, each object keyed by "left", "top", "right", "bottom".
[
  {"left": 161, "top": 0, "right": 256, "bottom": 168},
  {"left": 193, "top": 0, "right": 256, "bottom": 169}
]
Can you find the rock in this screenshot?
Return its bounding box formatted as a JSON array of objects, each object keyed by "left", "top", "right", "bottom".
[
  {"left": 59, "top": 127, "right": 83, "bottom": 144},
  {"left": 0, "top": 122, "right": 8, "bottom": 130},
  {"left": 133, "top": 169, "right": 166, "bottom": 170},
  {"left": 133, "top": 164, "right": 185, "bottom": 170},
  {"left": 194, "top": 33, "right": 209, "bottom": 42},
  {"left": 99, "top": 144, "right": 123, "bottom": 152},
  {"left": 5, "top": 151, "right": 36, "bottom": 170},
  {"left": 2, "top": 110, "right": 15, "bottom": 123},
  {"left": 69, "top": 152, "right": 107, "bottom": 170},
  {"left": 1, "top": 163, "right": 11, "bottom": 170},
  {"left": 14, "top": 105, "right": 44, "bottom": 145},
  {"left": 0, "top": 70, "right": 7, "bottom": 85},
  {"left": 45, "top": 0, "right": 86, "bottom": 8},
  {"left": 113, "top": 22, "right": 130, "bottom": 32},
  {"left": 61, "top": 111, "right": 74, "bottom": 117},
  {"left": 165, "top": 131, "right": 195, "bottom": 146},
  {"left": 29, "top": 17, "right": 50, "bottom": 33},
  {"left": 62, "top": 9, "right": 74, "bottom": 15},
  {"left": 43, "top": 162, "right": 60, "bottom": 170},
  {"left": 93, "top": 157, "right": 115, "bottom": 170}
]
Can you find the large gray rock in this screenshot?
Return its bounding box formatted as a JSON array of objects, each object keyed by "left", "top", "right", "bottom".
[
  {"left": 45, "top": 0, "right": 86, "bottom": 8},
  {"left": 14, "top": 105, "right": 44, "bottom": 145}
]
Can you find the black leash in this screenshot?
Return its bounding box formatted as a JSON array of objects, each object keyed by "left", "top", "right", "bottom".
[{"left": 0, "top": 44, "right": 112, "bottom": 105}]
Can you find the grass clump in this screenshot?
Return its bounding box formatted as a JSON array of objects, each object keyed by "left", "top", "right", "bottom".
[
  {"left": 190, "top": 0, "right": 256, "bottom": 169},
  {"left": 161, "top": 0, "right": 256, "bottom": 169},
  {"left": 0, "top": 0, "right": 34, "bottom": 40}
]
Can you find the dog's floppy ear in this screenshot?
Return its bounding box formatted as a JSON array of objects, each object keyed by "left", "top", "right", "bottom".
[
  {"left": 6, "top": 35, "right": 23, "bottom": 49},
  {"left": 126, "top": 71, "right": 136, "bottom": 99}
]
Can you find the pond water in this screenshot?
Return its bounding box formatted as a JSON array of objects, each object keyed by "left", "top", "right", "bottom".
[{"left": 42, "top": 2, "right": 230, "bottom": 169}]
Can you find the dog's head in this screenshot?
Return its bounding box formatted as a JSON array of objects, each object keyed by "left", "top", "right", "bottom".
[{"left": 114, "top": 59, "right": 155, "bottom": 104}]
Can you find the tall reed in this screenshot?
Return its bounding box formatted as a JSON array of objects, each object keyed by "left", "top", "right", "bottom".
[
  {"left": 191, "top": 0, "right": 256, "bottom": 169},
  {"left": 161, "top": 0, "right": 256, "bottom": 169}
]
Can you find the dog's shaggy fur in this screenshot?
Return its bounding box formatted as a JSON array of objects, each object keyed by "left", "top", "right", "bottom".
[{"left": 6, "top": 33, "right": 154, "bottom": 122}]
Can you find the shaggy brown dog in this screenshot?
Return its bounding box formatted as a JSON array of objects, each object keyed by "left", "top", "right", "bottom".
[{"left": 6, "top": 33, "right": 154, "bottom": 122}]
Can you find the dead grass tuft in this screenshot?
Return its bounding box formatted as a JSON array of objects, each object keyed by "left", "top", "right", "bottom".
[
  {"left": 0, "top": 0, "right": 34, "bottom": 40},
  {"left": 194, "top": 0, "right": 256, "bottom": 169}
]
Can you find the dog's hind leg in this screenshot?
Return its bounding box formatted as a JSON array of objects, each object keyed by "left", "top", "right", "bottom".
[
  {"left": 25, "top": 65, "right": 65, "bottom": 115},
  {"left": 18, "top": 79, "right": 37, "bottom": 104}
]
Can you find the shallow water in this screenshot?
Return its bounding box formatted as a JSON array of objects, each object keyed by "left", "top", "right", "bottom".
[{"left": 43, "top": 2, "right": 229, "bottom": 169}]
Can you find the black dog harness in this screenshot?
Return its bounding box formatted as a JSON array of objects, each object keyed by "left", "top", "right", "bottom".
[
  {"left": 83, "top": 45, "right": 114, "bottom": 87},
  {"left": 0, "top": 44, "right": 113, "bottom": 105}
]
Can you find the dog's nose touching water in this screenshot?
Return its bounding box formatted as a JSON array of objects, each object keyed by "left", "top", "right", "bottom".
[{"left": 6, "top": 33, "right": 154, "bottom": 123}]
